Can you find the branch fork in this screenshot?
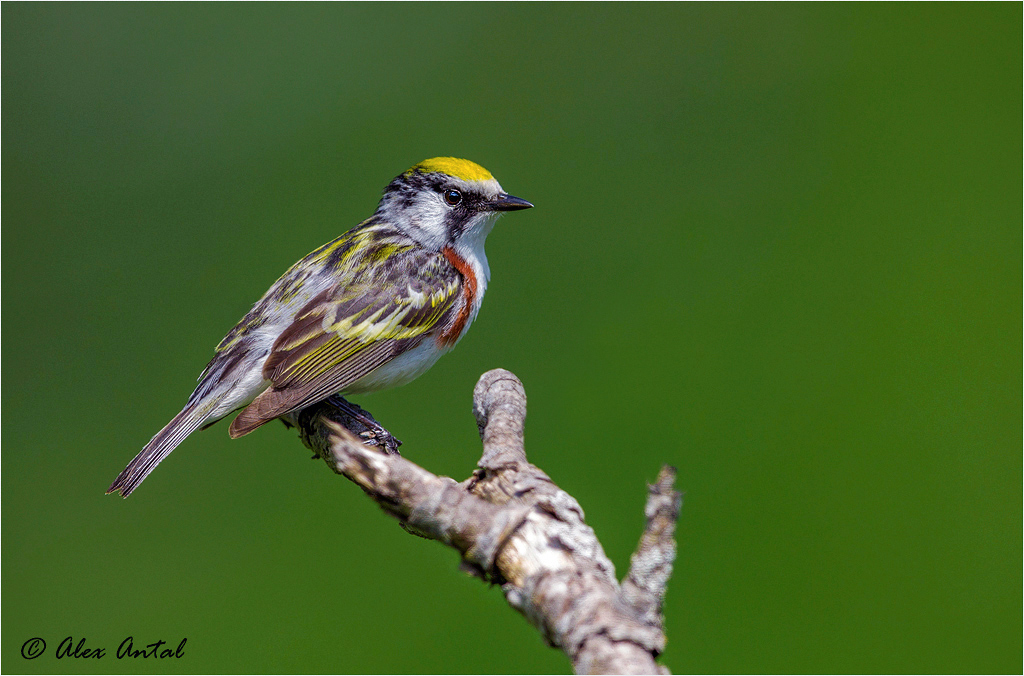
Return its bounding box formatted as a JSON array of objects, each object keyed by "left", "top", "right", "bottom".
[{"left": 294, "top": 369, "right": 681, "bottom": 675}]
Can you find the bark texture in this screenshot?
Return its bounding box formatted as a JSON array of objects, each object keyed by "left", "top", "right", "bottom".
[{"left": 293, "top": 369, "right": 681, "bottom": 675}]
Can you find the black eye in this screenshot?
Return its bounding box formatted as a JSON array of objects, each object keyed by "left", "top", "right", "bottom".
[{"left": 443, "top": 189, "right": 463, "bottom": 206}]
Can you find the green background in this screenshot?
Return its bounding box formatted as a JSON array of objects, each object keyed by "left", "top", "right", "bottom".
[{"left": 3, "top": 4, "right": 1020, "bottom": 674}]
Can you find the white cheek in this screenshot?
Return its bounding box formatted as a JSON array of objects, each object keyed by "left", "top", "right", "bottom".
[{"left": 409, "top": 198, "right": 449, "bottom": 248}]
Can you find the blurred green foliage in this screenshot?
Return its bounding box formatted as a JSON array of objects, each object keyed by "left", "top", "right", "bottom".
[{"left": 2, "top": 3, "right": 1020, "bottom": 674}]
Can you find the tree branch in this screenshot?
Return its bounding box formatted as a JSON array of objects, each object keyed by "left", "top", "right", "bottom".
[{"left": 294, "top": 369, "right": 680, "bottom": 674}]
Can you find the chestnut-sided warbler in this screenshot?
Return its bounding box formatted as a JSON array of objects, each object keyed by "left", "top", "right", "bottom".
[{"left": 108, "top": 157, "right": 532, "bottom": 497}]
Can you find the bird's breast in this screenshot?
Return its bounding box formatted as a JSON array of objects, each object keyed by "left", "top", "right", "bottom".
[
  {"left": 437, "top": 245, "right": 482, "bottom": 348},
  {"left": 343, "top": 339, "right": 449, "bottom": 394}
]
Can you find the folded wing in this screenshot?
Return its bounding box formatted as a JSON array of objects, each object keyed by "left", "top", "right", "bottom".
[{"left": 228, "top": 251, "right": 461, "bottom": 437}]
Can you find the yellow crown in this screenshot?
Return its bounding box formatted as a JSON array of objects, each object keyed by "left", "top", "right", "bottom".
[{"left": 409, "top": 157, "right": 494, "bottom": 182}]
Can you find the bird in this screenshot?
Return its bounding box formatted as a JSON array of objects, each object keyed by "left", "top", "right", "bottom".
[{"left": 107, "top": 157, "right": 532, "bottom": 497}]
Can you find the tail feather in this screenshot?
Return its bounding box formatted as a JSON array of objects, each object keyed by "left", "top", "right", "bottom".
[{"left": 107, "top": 406, "right": 208, "bottom": 497}]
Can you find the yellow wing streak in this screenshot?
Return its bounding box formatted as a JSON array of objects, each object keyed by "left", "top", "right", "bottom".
[
  {"left": 226, "top": 244, "right": 464, "bottom": 438},
  {"left": 267, "top": 277, "right": 460, "bottom": 388}
]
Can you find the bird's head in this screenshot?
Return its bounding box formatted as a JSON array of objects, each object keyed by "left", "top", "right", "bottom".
[{"left": 376, "top": 157, "right": 533, "bottom": 252}]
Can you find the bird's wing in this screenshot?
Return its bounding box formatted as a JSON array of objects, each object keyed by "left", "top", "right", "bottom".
[{"left": 228, "top": 249, "right": 461, "bottom": 437}]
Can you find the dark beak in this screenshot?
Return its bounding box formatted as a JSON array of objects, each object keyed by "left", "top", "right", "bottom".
[{"left": 488, "top": 193, "right": 534, "bottom": 211}]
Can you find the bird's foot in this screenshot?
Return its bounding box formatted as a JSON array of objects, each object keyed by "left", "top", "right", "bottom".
[
  {"left": 323, "top": 395, "right": 402, "bottom": 456},
  {"left": 359, "top": 426, "right": 403, "bottom": 456}
]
